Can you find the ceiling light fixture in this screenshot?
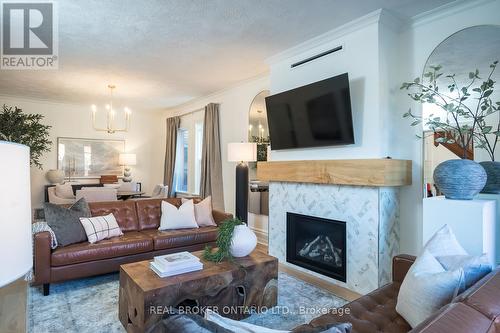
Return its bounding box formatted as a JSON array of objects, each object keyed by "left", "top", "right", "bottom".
[{"left": 91, "top": 85, "right": 131, "bottom": 134}]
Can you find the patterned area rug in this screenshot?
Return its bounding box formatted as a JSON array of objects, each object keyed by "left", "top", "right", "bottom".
[{"left": 29, "top": 272, "right": 347, "bottom": 333}]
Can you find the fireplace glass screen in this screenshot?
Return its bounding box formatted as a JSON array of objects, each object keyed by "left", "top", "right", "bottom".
[{"left": 286, "top": 212, "right": 346, "bottom": 282}]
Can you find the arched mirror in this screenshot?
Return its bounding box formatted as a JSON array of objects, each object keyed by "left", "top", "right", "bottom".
[
  {"left": 248, "top": 90, "right": 270, "bottom": 163},
  {"left": 248, "top": 90, "right": 270, "bottom": 217},
  {"left": 422, "top": 25, "right": 500, "bottom": 196}
]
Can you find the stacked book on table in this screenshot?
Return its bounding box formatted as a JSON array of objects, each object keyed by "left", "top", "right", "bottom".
[{"left": 150, "top": 251, "right": 203, "bottom": 277}]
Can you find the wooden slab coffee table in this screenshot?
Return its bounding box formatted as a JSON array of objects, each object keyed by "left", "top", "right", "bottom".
[{"left": 118, "top": 250, "right": 278, "bottom": 333}]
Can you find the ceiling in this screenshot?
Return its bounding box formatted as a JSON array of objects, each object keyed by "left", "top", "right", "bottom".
[{"left": 0, "top": 0, "right": 455, "bottom": 112}]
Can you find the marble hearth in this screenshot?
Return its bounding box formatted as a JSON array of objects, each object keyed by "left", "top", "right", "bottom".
[{"left": 268, "top": 182, "right": 400, "bottom": 295}]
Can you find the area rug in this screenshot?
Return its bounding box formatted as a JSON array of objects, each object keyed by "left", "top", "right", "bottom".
[{"left": 28, "top": 272, "right": 347, "bottom": 333}]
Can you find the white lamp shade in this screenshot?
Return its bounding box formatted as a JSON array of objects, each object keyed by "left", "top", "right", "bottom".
[
  {"left": 119, "top": 153, "right": 137, "bottom": 166},
  {"left": 0, "top": 141, "right": 32, "bottom": 287},
  {"left": 228, "top": 143, "right": 257, "bottom": 162}
]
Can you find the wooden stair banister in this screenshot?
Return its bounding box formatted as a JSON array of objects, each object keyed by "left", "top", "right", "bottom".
[{"left": 434, "top": 131, "right": 474, "bottom": 160}]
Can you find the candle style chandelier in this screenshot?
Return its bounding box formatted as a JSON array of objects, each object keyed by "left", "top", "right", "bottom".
[{"left": 91, "top": 85, "right": 131, "bottom": 134}]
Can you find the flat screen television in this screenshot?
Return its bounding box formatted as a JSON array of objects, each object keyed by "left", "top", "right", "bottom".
[{"left": 265, "top": 73, "right": 354, "bottom": 150}]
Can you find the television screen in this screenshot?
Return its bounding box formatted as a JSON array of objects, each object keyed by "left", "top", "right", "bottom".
[{"left": 265, "top": 73, "right": 354, "bottom": 150}]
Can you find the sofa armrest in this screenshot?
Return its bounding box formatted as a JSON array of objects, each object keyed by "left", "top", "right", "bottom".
[
  {"left": 212, "top": 210, "right": 233, "bottom": 226},
  {"left": 392, "top": 254, "right": 416, "bottom": 283},
  {"left": 32, "top": 231, "right": 51, "bottom": 286}
]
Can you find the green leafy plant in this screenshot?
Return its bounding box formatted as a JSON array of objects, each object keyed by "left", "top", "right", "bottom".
[
  {"left": 0, "top": 104, "right": 52, "bottom": 168},
  {"left": 203, "top": 218, "right": 244, "bottom": 263},
  {"left": 401, "top": 61, "right": 500, "bottom": 160}
]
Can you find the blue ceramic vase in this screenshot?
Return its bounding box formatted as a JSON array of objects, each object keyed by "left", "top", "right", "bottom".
[
  {"left": 433, "top": 159, "right": 486, "bottom": 200},
  {"left": 479, "top": 161, "right": 500, "bottom": 194}
]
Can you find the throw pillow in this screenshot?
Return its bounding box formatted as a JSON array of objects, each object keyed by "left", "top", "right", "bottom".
[
  {"left": 421, "top": 224, "right": 467, "bottom": 257},
  {"left": 182, "top": 197, "right": 217, "bottom": 227},
  {"left": 55, "top": 183, "right": 75, "bottom": 199},
  {"left": 437, "top": 254, "right": 492, "bottom": 290},
  {"left": 43, "top": 198, "right": 90, "bottom": 247},
  {"left": 159, "top": 200, "right": 198, "bottom": 230},
  {"left": 79, "top": 213, "right": 123, "bottom": 243},
  {"left": 396, "top": 250, "right": 464, "bottom": 328}
]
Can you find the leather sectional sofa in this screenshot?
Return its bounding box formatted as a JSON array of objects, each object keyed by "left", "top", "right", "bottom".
[
  {"left": 32, "top": 198, "right": 232, "bottom": 295},
  {"left": 294, "top": 254, "right": 500, "bottom": 333}
]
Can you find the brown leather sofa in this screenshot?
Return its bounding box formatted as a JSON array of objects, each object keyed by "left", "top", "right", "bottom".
[
  {"left": 294, "top": 254, "right": 500, "bottom": 333},
  {"left": 32, "top": 198, "right": 232, "bottom": 296}
]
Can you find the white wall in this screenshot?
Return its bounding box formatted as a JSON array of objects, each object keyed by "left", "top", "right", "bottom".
[
  {"left": 268, "top": 12, "right": 385, "bottom": 161},
  {"left": 163, "top": 74, "right": 270, "bottom": 217},
  {"left": 1, "top": 96, "right": 165, "bottom": 209}
]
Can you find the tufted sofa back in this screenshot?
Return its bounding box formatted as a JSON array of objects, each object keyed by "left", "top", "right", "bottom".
[{"left": 88, "top": 200, "right": 139, "bottom": 232}]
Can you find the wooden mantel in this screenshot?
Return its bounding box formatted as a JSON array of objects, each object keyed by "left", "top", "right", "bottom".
[{"left": 257, "top": 159, "right": 412, "bottom": 187}]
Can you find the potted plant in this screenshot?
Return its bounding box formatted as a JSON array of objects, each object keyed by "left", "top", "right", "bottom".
[
  {"left": 203, "top": 218, "right": 257, "bottom": 263},
  {"left": 401, "top": 61, "right": 500, "bottom": 199},
  {"left": 0, "top": 104, "right": 51, "bottom": 169}
]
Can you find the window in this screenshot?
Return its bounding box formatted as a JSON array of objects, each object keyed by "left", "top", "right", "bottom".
[
  {"left": 173, "top": 110, "right": 204, "bottom": 195},
  {"left": 174, "top": 129, "right": 189, "bottom": 193}
]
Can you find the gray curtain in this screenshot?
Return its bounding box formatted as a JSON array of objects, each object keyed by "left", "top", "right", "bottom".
[
  {"left": 163, "top": 116, "right": 180, "bottom": 197},
  {"left": 200, "top": 103, "right": 225, "bottom": 210}
]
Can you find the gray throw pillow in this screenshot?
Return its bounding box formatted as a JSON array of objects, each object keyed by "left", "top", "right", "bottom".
[{"left": 44, "top": 198, "right": 91, "bottom": 246}]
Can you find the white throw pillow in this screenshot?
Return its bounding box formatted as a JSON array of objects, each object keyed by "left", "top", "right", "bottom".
[
  {"left": 396, "top": 250, "right": 464, "bottom": 328},
  {"left": 55, "top": 183, "right": 75, "bottom": 199},
  {"left": 159, "top": 200, "right": 198, "bottom": 230},
  {"left": 181, "top": 197, "right": 217, "bottom": 227},
  {"left": 437, "top": 254, "right": 492, "bottom": 290},
  {"left": 79, "top": 213, "right": 123, "bottom": 243},
  {"left": 421, "top": 224, "right": 467, "bottom": 257}
]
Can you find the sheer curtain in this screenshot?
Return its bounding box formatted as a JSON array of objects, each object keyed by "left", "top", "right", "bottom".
[
  {"left": 200, "top": 103, "right": 225, "bottom": 210},
  {"left": 163, "top": 116, "right": 180, "bottom": 197}
]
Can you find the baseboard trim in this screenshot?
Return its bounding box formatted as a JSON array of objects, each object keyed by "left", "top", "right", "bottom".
[
  {"left": 279, "top": 263, "right": 361, "bottom": 302},
  {"left": 251, "top": 227, "right": 268, "bottom": 245}
]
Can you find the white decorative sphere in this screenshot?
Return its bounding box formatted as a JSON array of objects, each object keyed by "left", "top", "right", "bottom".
[
  {"left": 46, "top": 169, "right": 65, "bottom": 184},
  {"left": 230, "top": 225, "right": 257, "bottom": 257}
]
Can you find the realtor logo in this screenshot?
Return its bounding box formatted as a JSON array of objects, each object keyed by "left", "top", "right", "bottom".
[{"left": 1, "top": 1, "right": 58, "bottom": 69}]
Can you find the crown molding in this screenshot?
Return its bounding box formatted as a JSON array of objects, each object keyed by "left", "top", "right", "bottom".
[
  {"left": 410, "top": 0, "right": 496, "bottom": 28},
  {"left": 266, "top": 9, "right": 383, "bottom": 66}
]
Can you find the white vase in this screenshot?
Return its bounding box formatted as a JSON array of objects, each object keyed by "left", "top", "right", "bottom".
[
  {"left": 230, "top": 225, "right": 257, "bottom": 257},
  {"left": 46, "top": 169, "right": 65, "bottom": 184}
]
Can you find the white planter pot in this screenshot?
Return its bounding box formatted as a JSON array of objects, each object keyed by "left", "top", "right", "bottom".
[{"left": 230, "top": 225, "right": 257, "bottom": 257}]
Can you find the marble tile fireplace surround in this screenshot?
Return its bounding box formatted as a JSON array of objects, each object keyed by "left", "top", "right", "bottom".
[{"left": 258, "top": 159, "right": 412, "bottom": 295}]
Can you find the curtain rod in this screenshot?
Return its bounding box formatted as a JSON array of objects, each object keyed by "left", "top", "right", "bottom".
[{"left": 178, "top": 107, "right": 205, "bottom": 117}]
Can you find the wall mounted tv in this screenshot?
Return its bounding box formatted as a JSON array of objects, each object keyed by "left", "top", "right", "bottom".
[{"left": 265, "top": 73, "right": 354, "bottom": 150}]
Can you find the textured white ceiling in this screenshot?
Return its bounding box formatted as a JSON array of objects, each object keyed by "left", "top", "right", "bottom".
[{"left": 0, "top": 0, "right": 454, "bottom": 112}]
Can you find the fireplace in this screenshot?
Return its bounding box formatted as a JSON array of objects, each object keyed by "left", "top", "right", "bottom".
[{"left": 286, "top": 212, "right": 347, "bottom": 282}]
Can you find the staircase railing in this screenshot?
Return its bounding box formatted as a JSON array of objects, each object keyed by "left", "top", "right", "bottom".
[{"left": 433, "top": 131, "right": 474, "bottom": 160}]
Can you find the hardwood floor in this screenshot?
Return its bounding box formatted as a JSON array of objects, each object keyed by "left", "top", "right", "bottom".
[{"left": 0, "top": 278, "right": 27, "bottom": 333}]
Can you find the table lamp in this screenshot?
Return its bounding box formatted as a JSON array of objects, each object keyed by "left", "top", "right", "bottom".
[
  {"left": 0, "top": 141, "right": 32, "bottom": 288},
  {"left": 119, "top": 153, "right": 137, "bottom": 182},
  {"left": 228, "top": 142, "right": 257, "bottom": 223}
]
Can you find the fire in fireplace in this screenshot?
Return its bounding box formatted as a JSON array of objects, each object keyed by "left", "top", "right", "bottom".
[{"left": 286, "top": 212, "right": 346, "bottom": 282}]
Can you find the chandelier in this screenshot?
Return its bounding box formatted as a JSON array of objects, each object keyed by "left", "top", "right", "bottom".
[{"left": 91, "top": 85, "right": 131, "bottom": 134}]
